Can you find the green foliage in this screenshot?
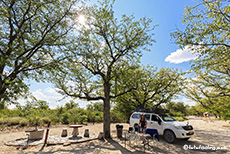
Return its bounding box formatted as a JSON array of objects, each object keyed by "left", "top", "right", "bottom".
[
  {"left": 110, "top": 110, "right": 126, "bottom": 123},
  {"left": 61, "top": 113, "right": 70, "bottom": 124},
  {"left": 174, "top": 117, "right": 188, "bottom": 121},
  {"left": 49, "top": 0, "right": 155, "bottom": 138},
  {"left": 0, "top": 118, "right": 4, "bottom": 125},
  {"left": 0, "top": 102, "right": 6, "bottom": 110},
  {"left": 171, "top": 0, "right": 230, "bottom": 120},
  {"left": 78, "top": 115, "right": 88, "bottom": 124},
  {"left": 166, "top": 102, "right": 189, "bottom": 116},
  {"left": 67, "top": 108, "right": 87, "bottom": 124},
  {"left": 28, "top": 116, "right": 42, "bottom": 129},
  {"left": 34, "top": 100, "right": 50, "bottom": 110},
  {"left": 41, "top": 117, "right": 51, "bottom": 124},
  {"left": 57, "top": 107, "right": 66, "bottom": 117},
  {"left": 0, "top": 0, "right": 79, "bottom": 103},
  {"left": 19, "top": 118, "right": 29, "bottom": 127},
  {"left": 87, "top": 102, "right": 104, "bottom": 112},
  {"left": 6, "top": 117, "right": 21, "bottom": 126},
  {"left": 0, "top": 99, "right": 130, "bottom": 128},
  {"left": 65, "top": 100, "right": 79, "bottom": 110},
  {"left": 95, "top": 115, "right": 103, "bottom": 123},
  {"left": 3, "top": 117, "right": 27, "bottom": 126},
  {"left": 114, "top": 66, "right": 184, "bottom": 119}
]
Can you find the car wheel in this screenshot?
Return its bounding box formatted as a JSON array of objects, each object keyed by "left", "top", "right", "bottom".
[{"left": 164, "top": 130, "right": 176, "bottom": 143}]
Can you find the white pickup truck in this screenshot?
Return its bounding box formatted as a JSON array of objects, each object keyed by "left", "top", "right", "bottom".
[{"left": 129, "top": 112, "right": 194, "bottom": 143}]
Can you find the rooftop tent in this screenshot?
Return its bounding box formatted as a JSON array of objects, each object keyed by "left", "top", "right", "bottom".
[{"left": 134, "top": 107, "right": 169, "bottom": 114}]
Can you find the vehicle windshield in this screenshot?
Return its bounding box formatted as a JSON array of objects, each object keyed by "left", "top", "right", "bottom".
[{"left": 159, "top": 115, "right": 176, "bottom": 122}]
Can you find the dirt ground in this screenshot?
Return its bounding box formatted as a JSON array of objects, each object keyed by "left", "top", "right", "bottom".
[{"left": 0, "top": 116, "right": 230, "bottom": 154}]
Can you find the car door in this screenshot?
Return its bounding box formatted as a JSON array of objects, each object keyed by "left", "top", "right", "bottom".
[
  {"left": 130, "top": 113, "right": 141, "bottom": 126},
  {"left": 148, "top": 114, "right": 163, "bottom": 135}
]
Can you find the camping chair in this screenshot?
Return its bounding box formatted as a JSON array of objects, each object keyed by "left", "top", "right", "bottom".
[
  {"left": 145, "top": 129, "right": 160, "bottom": 141},
  {"left": 144, "top": 128, "right": 160, "bottom": 150}
]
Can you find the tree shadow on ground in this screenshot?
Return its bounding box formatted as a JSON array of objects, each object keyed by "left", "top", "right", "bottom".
[
  {"left": 27, "top": 128, "right": 229, "bottom": 154},
  {"left": 112, "top": 132, "right": 229, "bottom": 154}
]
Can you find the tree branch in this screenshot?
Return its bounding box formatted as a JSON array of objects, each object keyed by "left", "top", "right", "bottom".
[{"left": 110, "top": 87, "right": 134, "bottom": 99}]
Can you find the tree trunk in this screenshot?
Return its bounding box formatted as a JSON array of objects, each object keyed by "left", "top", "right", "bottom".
[
  {"left": 103, "top": 82, "right": 111, "bottom": 138},
  {"left": 0, "top": 87, "right": 6, "bottom": 106}
]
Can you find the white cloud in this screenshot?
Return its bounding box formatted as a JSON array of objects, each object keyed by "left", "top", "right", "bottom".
[
  {"left": 34, "top": 87, "right": 89, "bottom": 109},
  {"left": 165, "top": 45, "right": 199, "bottom": 64},
  {"left": 172, "top": 97, "right": 197, "bottom": 106},
  {"left": 32, "top": 88, "right": 63, "bottom": 105},
  {"left": 14, "top": 87, "right": 89, "bottom": 109},
  {"left": 183, "top": 98, "right": 197, "bottom": 106}
]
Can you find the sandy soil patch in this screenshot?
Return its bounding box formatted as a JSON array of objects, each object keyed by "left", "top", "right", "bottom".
[{"left": 0, "top": 117, "right": 229, "bottom": 154}]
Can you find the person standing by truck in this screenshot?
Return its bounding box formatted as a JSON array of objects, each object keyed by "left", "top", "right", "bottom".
[{"left": 139, "top": 114, "right": 147, "bottom": 133}]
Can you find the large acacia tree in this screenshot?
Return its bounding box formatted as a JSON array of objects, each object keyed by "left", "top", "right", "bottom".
[
  {"left": 52, "top": 0, "right": 155, "bottom": 138},
  {"left": 171, "top": 0, "right": 230, "bottom": 119},
  {"left": 114, "top": 66, "right": 184, "bottom": 118},
  {"left": 0, "top": 0, "right": 79, "bottom": 104}
]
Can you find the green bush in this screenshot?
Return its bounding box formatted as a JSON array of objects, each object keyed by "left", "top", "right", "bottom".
[
  {"left": 61, "top": 113, "right": 70, "bottom": 124},
  {"left": 174, "top": 117, "right": 183, "bottom": 121},
  {"left": 41, "top": 117, "right": 51, "bottom": 124},
  {"left": 86, "top": 110, "right": 95, "bottom": 122},
  {"left": 174, "top": 116, "right": 188, "bottom": 121},
  {"left": 95, "top": 115, "right": 103, "bottom": 122},
  {"left": 6, "top": 117, "right": 22, "bottom": 126},
  {"left": 69, "top": 115, "right": 79, "bottom": 124},
  {"left": 170, "top": 111, "right": 185, "bottom": 117},
  {"left": 0, "top": 118, "right": 4, "bottom": 125},
  {"left": 48, "top": 112, "right": 60, "bottom": 124},
  {"left": 110, "top": 110, "right": 127, "bottom": 123},
  {"left": 19, "top": 118, "right": 29, "bottom": 127},
  {"left": 28, "top": 116, "right": 42, "bottom": 128},
  {"left": 78, "top": 115, "right": 87, "bottom": 124}
]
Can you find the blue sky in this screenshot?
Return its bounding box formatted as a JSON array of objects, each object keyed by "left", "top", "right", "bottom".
[
  {"left": 112, "top": 0, "right": 197, "bottom": 68},
  {"left": 18, "top": 0, "right": 199, "bottom": 109}
]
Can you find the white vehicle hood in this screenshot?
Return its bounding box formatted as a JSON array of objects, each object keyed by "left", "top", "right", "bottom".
[{"left": 167, "top": 121, "right": 188, "bottom": 127}]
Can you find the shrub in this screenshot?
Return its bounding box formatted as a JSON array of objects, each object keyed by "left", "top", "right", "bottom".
[
  {"left": 170, "top": 112, "right": 184, "bottom": 117},
  {"left": 174, "top": 117, "right": 184, "bottom": 121},
  {"left": 95, "top": 115, "right": 102, "bottom": 122},
  {"left": 183, "top": 116, "right": 189, "bottom": 120},
  {"left": 0, "top": 118, "right": 4, "bottom": 125},
  {"left": 86, "top": 110, "right": 95, "bottom": 122},
  {"left": 41, "top": 117, "right": 51, "bottom": 124},
  {"left": 61, "top": 113, "right": 70, "bottom": 124},
  {"left": 6, "top": 117, "right": 22, "bottom": 126},
  {"left": 48, "top": 113, "right": 60, "bottom": 124},
  {"left": 19, "top": 118, "right": 29, "bottom": 127},
  {"left": 174, "top": 116, "right": 188, "bottom": 121},
  {"left": 28, "top": 116, "right": 42, "bottom": 129},
  {"left": 69, "top": 115, "right": 79, "bottom": 124},
  {"left": 78, "top": 115, "right": 87, "bottom": 124},
  {"left": 110, "top": 111, "right": 126, "bottom": 123}
]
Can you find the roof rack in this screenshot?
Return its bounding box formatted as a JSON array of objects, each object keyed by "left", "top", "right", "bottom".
[{"left": 134, "top": 107, "right": 169, "bottom": 114}]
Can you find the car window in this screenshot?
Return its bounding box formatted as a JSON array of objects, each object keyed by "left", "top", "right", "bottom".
[
  {"left": 159, "top": 115, "right": 176, "bottom": 122},
  {"left": 132, "top": 114, "right": 141, "bottom": 119},
  {"left": 151, "top": 115, "right": 160, "bottom": 122},
  {"left": 144, "top": 114, "right": 150, "bottom": 121}
]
